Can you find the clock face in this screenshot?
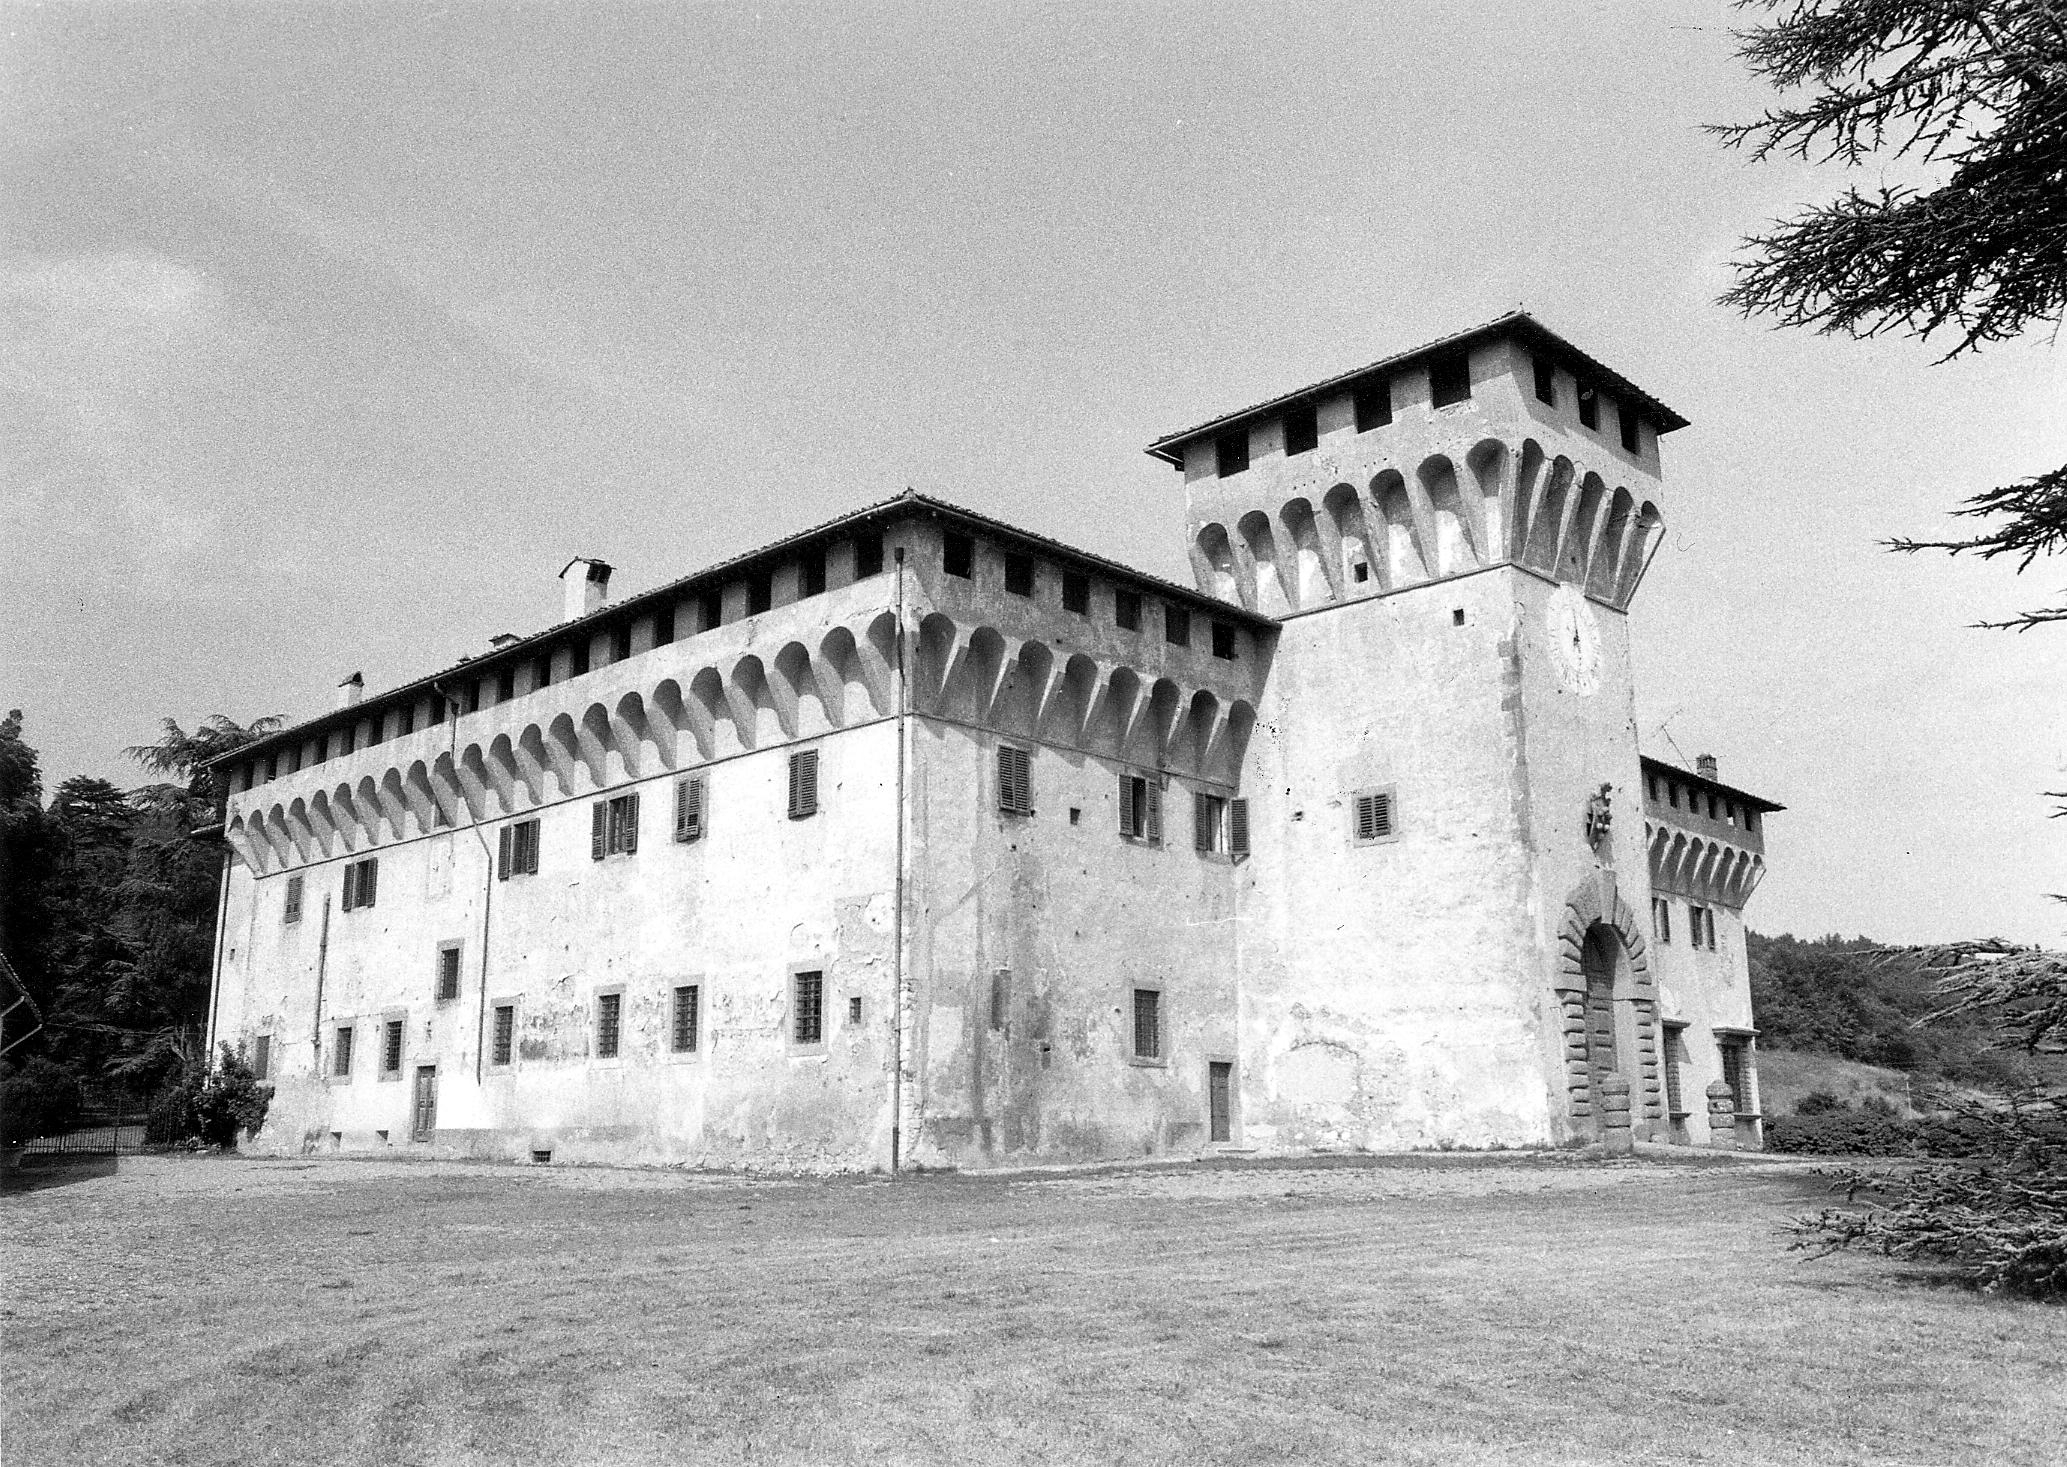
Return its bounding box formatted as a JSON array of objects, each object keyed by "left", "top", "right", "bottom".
[{"left": 1547, "top": 585, "right": 1602, "bottom": 695}]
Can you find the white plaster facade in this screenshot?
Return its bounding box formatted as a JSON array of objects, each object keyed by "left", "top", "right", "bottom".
[{"left": 206, "top": 311, "right": 1779, "bottom": 1170}]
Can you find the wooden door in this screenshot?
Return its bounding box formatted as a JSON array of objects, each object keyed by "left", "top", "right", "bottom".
[
  {"left": 411, "top": 1066, "right": 437, "bottom": 1142},
  {"left": 1208, "top": 1061, "right": 1233, "bottom": 1143}
]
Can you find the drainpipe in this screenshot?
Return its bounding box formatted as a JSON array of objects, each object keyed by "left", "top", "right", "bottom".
[
  {"left": 204, "top": 846, "right": 232, "bottom": 1061},
  {"left": 890, "top": 544, "right": 909, "bottom": 1174},
  {"left": 312, "top": 893, "right": 332, "bottom": 1060},
  {"left": 436, "top": 680, "right": 499, "bottom": 1087}
]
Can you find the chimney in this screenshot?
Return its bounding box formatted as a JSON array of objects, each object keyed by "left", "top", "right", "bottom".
[
  {"left": 1695, "top": 753, "right": 1718, "bottom": 781},
  {"left": 336, "top": 672, "right": 364, "bottom": 710},
  {"left": 490, "top": 633, "right": 522, "bottom": 650},
  {"left": 560, "top": 558, "right": 612, "bottom": 621}
]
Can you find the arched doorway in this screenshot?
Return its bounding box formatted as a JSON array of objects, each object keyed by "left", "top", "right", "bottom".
[
  {"left": 1581, "top": 923, "right": 1625, "bottom": 1105},
  {"left": 1554, "top": 872, "right": 1663, "bottom": 1140}
]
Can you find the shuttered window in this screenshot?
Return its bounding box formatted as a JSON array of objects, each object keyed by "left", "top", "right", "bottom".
[
  {"left": 435, "top": 944, "right": 462, "bottom": 1001},
  {"left": 1118, "top": 774, "right": 1162, "bottom": 843},
  {"left": 1662, "top": 1025, "right": 1688, "bottom": 1116},
  {"left": 788, "top": 750, "right": 820, "bottom": 820},
  {"left": 491, "top": 1005, "right": 514, "bottom": 1067},
  {"left": 333, "top": 1025, "right": 354, "bottom": 1078},
  {"left": 1719, "top": 1040, "right": 1750, "bottom": 1113},
  {"left": 342, "top": 857, "right": 379, "bottom": 911},
  {"left": 997, "top": 746, "right": 1032, "bottom": 816},
  {"left": 592, "top": 795, "right": 640, "bottom": 858},
  {"left": 381, "top": 1019, "right": 404, "bottom": 1078},
  {"left": 1229, "top": 798, "right": 1250, "bottom": 858},
  {"left": 253, "top": 1034, "right": 271, "bottom": 1082},
  {"left": 1132, "top": 988, "right": 1162, "bottom": 1060},
  {"left": 793, "top": 971, "right": 824, "bottom": 1046},
  {"left": 498, "top": 819, "right": 540, "bottom": 880},
  {"left": 596, "top": 992, "right": 622, "bottom": 1059},
  {"left": 284, "top": 874, "right": 304, "bottom": 925},
  {"left": 672, "top": 985, "right": 700, "bottom": 1053},
  {"left": 1652, "top": 896, "right": 1672, "bottom": 944},
  {"left": 1193, "top": 792, "right": 1226, "bottom": 854},
  {"left": 675, "top": 776, "right": 707, "bottom": 843},
  {"left": 1352, "top": 790, "right": 1395, "bottom": 845}
]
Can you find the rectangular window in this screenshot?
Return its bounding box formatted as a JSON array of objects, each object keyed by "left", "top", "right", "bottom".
[
  {"left": 1719, "top": 1040, "right": 1751, "bottom": 1114},
  {"left": 1193, "top": 792, "right": 1226, "bottom": 854},
  {"left": 990, "top": 969, "right": 1008, "bottom": 1031},
  {"left": 747, "top": 572, "right": 773, "bottom": 615},
  {"left": 1282, "top": 405, "right": 1318, "bottom": 457},
  {"left": 491, "top": 1005, "right": 514, "bottom": 1067},
  {"left": 698, "top": 589, "right": 723, "bottom": 632},
  {"left": 1003, "top": 552, "right": 1036, "bottom": 597},
  {"left": 1132, "top": 988, "right": 1162, "bottom": 1061},
  {"left": 381, "top": 1019, "right": 404, "bottom": 1079},
  {"left": 788, "top": 749, "right": 820, "bottom": 820},
  {"left": 252, "top": 1034, "right": 271, "bottom": 1082},
  {"left": 1653, "top": 896, "right": 1672, "bottom": 945},
  {"left": 284, "top": 874, "right": 304, "bottom": 925},
  {"left": 1215, "top": 431, "right": 1249, "bottom": 477},
  {"left": 591, "top": 793, "right": 641, "bottom": 859},
  {"left": 496, "top": 667, "right": 516, "bottom": 703},
  {"left": 435, "top": 943, "right": 462, "bottom": 1002},
  {"left": 800, "top": 548, "right": 827, "bottom": 598},
  {"left": 1118, "top": 773, "right": 1163, "bottom": 844},
  {"left": 1618, "top": 403, "right": 1641, "bottom": 454},
  {"left": 613, "top": 624, "right": 633, "bottom": 663},
  {"left": 674, "top": 775, "right": 707, "bottom": 843},
  {"left": 1164, "top": 605, "right": 1190, "bottom": 648},
  {"left": 497, "top": 818, "right": 541, "bottom": 880},
  {"left": 1353, "top": 378, "right": 1391, "bottom": 431},
  {"left": 1662, "top": 1025, "right": 1688, "bottom": 1118},
  {"left": 1533, "top": 357, "right": 1557, "bottom": 405},
  {"left": 534, "top": 654, "right": 553, "bottom": 691},
  {"left": 793, "top": 970, "right": 824, "bottom": 1046},
  {"left": 1577, "top": 384, "right": 1600, "bottom": 430},
  {"left": 342, "top": 857, "right": 380, "bottom": 911},
  {"left": 854, "top": 532, "right": 885, "bottom": 579},
  {"left": 654, "top": 606, "right": 676, "bottom": 645},
  {"left": 1429, "top": 350, "right": 1472, "bottom": 407},
  {"left": 1113, "top": 588, "right": 1142, "bottom": 631},
  {"left": 943, "top": 531, "right": 975, "bottom": 579},
  {"left": 595, "top": 992, "right": 622, "bottom": 1059},
  {"left": 462, "top": 682, "right": 481, "bottom": 716},
  {"left": 1353, "top": 789, "right": 1396, "bottom": 844},
  {"left": 429, "top": 699, "right": 446, "bottom": 726},
  {"left": 848, "top": 995, "right": 863, "bottom": 1025},
  {"left": 1210, "top": 622, "right": 1236, "bottom": 660},
  {"left": 570, "top": 642, "right": 590, "bottom": 678},
  {"left": 1062, "top": 571, "right": 1090, "bottom": 615},
  {"left": 1667, "top": 781, "right": 1680, "bottom": 809},
  {"left": 671, "top": 985, "right": 700, "bottom": 1054},
  {"left": 334, "top": 1025, "right": 354, "bottom": 1078},
  {"left": 997, "top": 745, "right": 1032, "bottom": 816},
  {"left": 1229, "top": 797, "right": 1250, "bottom": 858}
]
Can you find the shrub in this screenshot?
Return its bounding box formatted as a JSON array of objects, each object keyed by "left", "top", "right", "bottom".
[
  {"left": 0, "top": 1057, "right": 86, "bottom": 1145},
  {"left": 144, "top": 1083, "right": 196, "bottom": 1146},
  {"left": 1796, "top": 1090, "right": 1846, "bottom": 1116},
  {"left": 141, "top": 1044, "right": 272, "bottom": 1150},
  {"left": 1769, "top": 1110, "right": 1916, "bottom": 1156}
]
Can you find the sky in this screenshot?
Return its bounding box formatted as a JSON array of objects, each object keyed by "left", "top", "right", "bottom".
[{"left": 2, "top": 1, "right": 2062, "bottom": 945}]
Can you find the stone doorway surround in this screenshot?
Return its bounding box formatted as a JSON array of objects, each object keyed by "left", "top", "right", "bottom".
[{"left": 1553, "top": 869, "right": 1663, "bottom": 1138}]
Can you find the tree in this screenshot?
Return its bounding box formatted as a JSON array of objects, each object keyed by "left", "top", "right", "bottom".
[
  {"left": 1715, "top": 0, "right": 2067, "bottom": 630},
  {"left": 0, "top": 711, "right": 56, "bottom": 1019}
]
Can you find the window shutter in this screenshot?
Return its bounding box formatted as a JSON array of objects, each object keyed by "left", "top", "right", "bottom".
[
  {"left": 497, "top": 826, "right": 511, "bottom": 882},
  {"left": 998, "top": 747, "right": 1030, "bottom": 815},
  {"left": 677, "top": 777, "right": 705, "bottom": 842},
  {"left": 285, "top": 875, "right": 303, "bottom": 923},
  {"left": 1229, "top": 798, "right": 1250, "bottom": 857},
  {"left": 362, "top": 858, "right": 377, "bottom": 908},
  {"left": 523, "top": 820, "right": 540, "bottom": 875},
  {"left": 1145, "top": 777, "right": 1163, "bottom": 844},
  {"left": 591, "top": 802, "right": 607, "bottom": 861},
  {"left": 341, "top": 863, "right": 357, "bottom": 911},
  {"left": 623, "top": 793, "right": 639, "bottom": 853},
  {"left": 789, "top": 750, "right": 819, "bottom": 818},
  {"left": 1193, "top": 793, "right": 1212, "bottom": 852},
  {"left": 1118, "top": 775, "right": 1137, "bottom": 837}
]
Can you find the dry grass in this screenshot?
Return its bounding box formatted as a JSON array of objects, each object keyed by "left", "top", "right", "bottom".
[{"left": 2, "top": 1150, "right": 2061, "bottom": 1466}]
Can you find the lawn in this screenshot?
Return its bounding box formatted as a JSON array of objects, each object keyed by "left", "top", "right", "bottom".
[{"left": 2, "top": 1150, "right": 2059, "bottom": 1466}]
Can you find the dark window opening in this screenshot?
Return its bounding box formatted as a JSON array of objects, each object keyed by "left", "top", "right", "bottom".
[
  {"left": 591, "top": 793, "right": 640, "bottom": 858},
  {"left": 381, "top": 1019, "right": 404, "bottom": 1078},
  {"left": 672, "top": 985, "right": 700, "bottom": 1053},
  {"left": 1429, "top": 350, "right": 1472, "bottom": 407},
  {"left": 1282, "top": 405, "right": 1318, "bottom": 456},
  {"left": 1003, "top": 552, "right": 1036, "bottom": 597},
  {"left": 342, "top": 857, "right": 380, "bottom": 911},
  {"left": 854, "top": 531, "right": 885, "bottom": 579},
  {"left": 1114, "top": 588, "right": 1142, "bottom": 631},
  {"left": 1653, "top": 896, "right": 1672, "bottom": 945},
  {"left": 492, "top": 1005, "right": 514, "bottom": 1066},
  {"left": 788, "top": 749, "right": 820, "bottom": 819},
  {"left": 1062, "top": 571, "right": 1090, "bottom": 615},
  {"left": 570, "top": 642, "right": 590, "bottom": 678},
  {"left": 793, "top": 971, "right": 824, "bottom": 1046},
  {"left": 334, "top": 1025, "right": 354, "bottom": 1078},
  {"left": 800, "top": 549, "right": 827, "bottom": 598},
  {"left": 284, "top": 874, "right": 304, "bottom": 925},
  {"left": 1132, "top": 988, "right": 1162, "bottom": 1060},
  {"left": 1533, "top": 357, "right": 1557, "bottom": 405},
  {"left": 698, "top": 589, "right": 723, "bottom": 632},
  {"left": 1577, "top": 384, "right": 1599, "bottom": 430},
  {"left": 1164, "top": 605, "right": 1190, "bottom": 648},
  {"left": 436, "top": 945, "right": 461, "bottom": 1002},
  {"left": 462, "top": 683, "right": 480, "bottom": 716},
  {"left": 1211, "top": 622, "right": 1236, "bottom": 660},
  {"left": 1719, "top": 1040, "right": 1750, "bottom": 1113},
  {"left": 1118, "top": 773, "right": 1162, "bottom": 843},
  {"left": 428, "top": 700, "right": 445, "bottom": 726},
  {"left": 1619, "top": 404, "right": 1641, "bottom": 454},
  {"left": 943, "top": 531, "right": 975, "bottom": 579},
  {"left": 1215, "top": 432, "right": 1249, "bottom": 477},
  {"left": 496, "top": 668, "right": 515, "bottom": 704},
  {"left": 596, "top": 992, "right": 622, "bottom": 1059},
  {"left": 1193, "top": 792, "right": 1226, "bottom": 854},
  {"left": 654, "top": 606, "right": 676, "bottom": 645},
  {"left": 848, "top": 996, "right": 863, "bottom": 1025},
  {"left": 1353, "top": 378, "right": 1392, "bottom": 431},
  {"left": 1452, "top": 608, "right": 1466, "bottom": 627},
  {"left": 1351, "top": 562, "right": 1370, "bottom": 583},
  {"left": 399, "top": 706, "right": 415, "bottom": 736},
  {"left": 613, "top": 625, "right": 633, "bottom": 663},
  {"left": 747, "top": 572, "right": 773, "bottom": 615},
  {"left": 534, "top": 655, "right": 553, "bottom": 691},
  {"left": 1663, "top": 1025, "right": 1688, "bottom": 1118}
]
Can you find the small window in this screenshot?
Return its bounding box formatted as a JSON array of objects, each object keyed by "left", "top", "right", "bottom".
[
  {"left": 342, "top": 857, "right": 380, "bottom": 911},
  {"left": 1533, "top": 357, "right": 1557, "bottom": 405},
  {"left": 1708, "top": 793, "right": 1720, "bottom": 820},
  {"left": 1215, "top": 432, "right": 1249, "bottom": 478},
  {"left": 943, "top": 531, "right": 975, "bottom": 579},
  {"left": 674, "top": 775, "right": 707, "bottom": 843},
  {"left": 435, "top": 943, "right": 462, "bottom": 1002},
  {"left": 747, "top": 572, "right": 773, "bottom": 615},
  {"left": 1113, "top": 588, "right": 1142, "bottom": 631},
  {"left": 854, "top": 532, "right": 885, "bottom": 579},
  {"left": 284, "top": 874, "right": 304, "bottom": 925},
  {"left": 1719, "top": 1039, "right": 1753, "bottom": 1114},
  {"left": 534, "top": 654, "right": 553, "bottom": 691},
  {"left": 1666, "top": 782, "right": 1680, "bottom": 809},
  {"left": 1062, "top": 571, "right": 1090, "bottom": 615},
  {"left": 1646, "top": 773, "right": 1661, "bottom": 803},
  {"left": 612, "top": 625, "right": 633, "bottom": 663},
  {"left": 399, "top": 705, "right": 415, "bottom": 736},
  {"left": 1118, "top": 773, "right": 1163, "bottom": 844},
  {"left": 591, "top": 793, "right": 640, "bottom": 859},
  {"left": 596, "top": 992, "right": 622, "bottom": 1059},
  {"left": 1451, "top": 608, "right": 1466, "bottom": 627},
  {"left": 1211, "top": 622, "right": 1236, "bottom": 660},
  {"left": 1193, "top": 792, "right": 1226, "bottom": 854},
  {"left": 1618, "top": 403, "right": 1641, "bottom": 454},
  {"left": 496, "top": 667, "right": 516, "bottom": 703},
  {"left": 497, "top": 818, "right": 541, "bottom": 880},
  {"left": 848, "top": 996, "right": 863, "bottom": 1025},
  {"left": 1429, "top": 350, "right": 1471, "bottom": 407},
  {"left": 252, "top": 1034, "right": 272, "bottom": 1083},
  {"left": 788, "top": 749, "right": 820, "bottom": 820},
  {"left": 460, "top": 683, "right": 480, "bottom": 718},
  {"left": 800, "top": 549, "right": 827, "bottom": 597},
  {"left": 334, "top": 1025, "right": 354, "bottom": 1078},
  {"left": 1229, "top": 798, "right": 1250, "bottom": 859},
  {"left": 1164, "top": 605, "right": 1190, "bottom": 648},
  {"left": 1577, "top": 384, "right": 1600, "bottom": 430},
  {"left": 698, "top": 589, "right": 723, "bottom": 632},
  {"left": 1353, "top": 378, "right": 1391, "bottom": 431},
  {"left": 997, "top": 745, "right": 1032, "bottom": 817},
  {"left": 1352, "top": 789, "right": 1396, "bottom": 845},
  {"left": 1132, "top": 988, "right": 1162, "bottom": 1061},
  {"left": 429, "top": 700, "right": 445, "bottom": 726},
  {"left": 990, "top": 970, "right": 1008, "bottom": 1031},
  {"left": 1662, "top": 1024, "right": 1689, "bottom": 1118},
  {"left": 1282, "top": 405, "right": 1318, "bottom": 457},
  {"left": 491, "top": 1005, "right": 514, "bottom": 1067},
  {"left": 570, "top": 642, "right": 591, "bottom": 678},
  {"left": 381, "top": 1019, "right": 404, "bottom": 1079},
  {"left": 1653, "top": 897, "right": 1672, "bottom": 944},
  {"left": 1351, "top": 562, "right": 1370, "bottom": 583},
  {"left": 793, "top": 970, "right": 824, "bottom": 1047},
  {"left": 1003, "top": 552, "right": 1036, "bottom": 597},
  {"left": 654, "top": 606, "right": 676, "bottom": 645},
  {"left": 671, "top": 985, "right": 700, "bottom": 1054}
]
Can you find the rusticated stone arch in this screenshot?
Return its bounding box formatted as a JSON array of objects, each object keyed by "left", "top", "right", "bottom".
[{"left": 1552, "top": 870, "right": 1662, "bottom": 1137}]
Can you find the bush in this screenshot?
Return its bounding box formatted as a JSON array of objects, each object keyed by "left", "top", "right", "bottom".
[
  {"left": 142, "top": 1044, "right": 272, "bottom": 1150},
  {"left": 1796, "top": 1090, "right": 1846, "bottom": 1115},
  {"left": 0, "top": 1057, "right": 87, "bottom": 1145},
  {"left": 144, "top": 1083, "right": 196, "bottom": 1146},
  {"left": 1769, "top": 1109, "right": 1917, "bottom": 1156}
]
